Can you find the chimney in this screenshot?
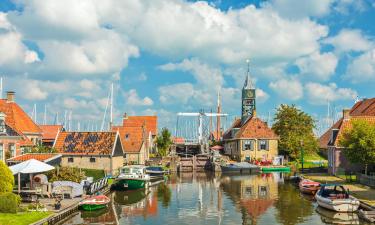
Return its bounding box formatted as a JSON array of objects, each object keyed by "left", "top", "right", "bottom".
[
  {"left": 6, "top": 91, "right": 15, "bottom": 103},
  {"left": 343, "top": 109, "right": 351, "bottom": 121},
  {"left": 122, "top": 112, "right": 128, "bottom": 126}
]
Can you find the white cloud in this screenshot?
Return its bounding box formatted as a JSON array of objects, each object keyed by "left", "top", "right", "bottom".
[
  {"left": 305, "top": 82, "right": 357, "bottom": 105},
  {"left": 345, "top": 48, "right": 375, "bottom": 83},
  {"left": 124, "top": 89, "right": 153, "bottom": 106},
  {"left": 158, "top": 83, "right": 194, "bottom": 105},
  {"left": 323, "top": 29, "right": 373, "bottom": 53},
  {"left": 295, "top": 51, "right": 338, "bottom": 81},
  {"left": 138, "top": 72, "right": 147, "bottom": 81},
  {"left": 269, "top": 78, "right": 303, "bottom": 101},
  {"left": 256, "top": 88, "right": 269, "bottom": 103},
  {"left": 264, "top": 0, "right": 334, "bottom": 19}
]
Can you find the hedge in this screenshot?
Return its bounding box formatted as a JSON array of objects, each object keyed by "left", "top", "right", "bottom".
[{"left": 0, "top": 192, "right": 21, "bottom": 213}]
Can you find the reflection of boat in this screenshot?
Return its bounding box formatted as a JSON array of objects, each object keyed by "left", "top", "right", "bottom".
[
  {"left": 81, "top": 207, "right": 109, "bottom": 218},
  {"left": 221, "top": 162, "right": 259, "bottom": 174},
  {"left": 261, "top": 166, "right": 290, "bottom": 172},
  {"left": 358, "top": 209, "right": 375, "bottom": 223},
  {"left": 113, "top": 166, "right": 150, "bottom": 191},
  {"left": 114, "top": 189, "right": 148, "bottom": 205},
  {"left": 315, "top": 184, "right": 360, "bottom": 212},
  {"left": 316, "top": 206, "right": 359, "bottom": 224},
  {"left": 299, "top": 179, "right": 320, "bottom": 195},
  {"left": 146, "top": 166, "right": 168, "bottom": 177},
  {"left": 79, "top": 195, "right": 110, "bottom": 211}
]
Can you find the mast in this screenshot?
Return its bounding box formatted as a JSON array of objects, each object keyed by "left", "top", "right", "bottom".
[
  {"left": 43, "top": 104, "right": 47, "bottom": 125},
  {"left": 110, "top": 83, "right": 114, "bottom": 129},
  {"left": 33, "top": 104, "right": 37, "bottom": 124},
  {"left": 0, "top": 77, "right": 2, "bottom": 99},
  {"left": 216, "top": 90, "right": 221, "bottom": 140}
]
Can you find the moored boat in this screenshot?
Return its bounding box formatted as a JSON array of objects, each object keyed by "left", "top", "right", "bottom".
[
  {"left": 261, "top": 166, "right": 290, "bottom": 172},
  {"left": 146, "top": 166, "right": 168, "bottom": 177},
  {"left": 113, "top": 165, "right": 150, "bottom": 191},
  {"left": 315, "top": 184, "right": 360, "bottom": 212},
  {"left": 299, "top": 179, "right": 320, "bottom": 195},
  {"left": 79, "top": 195, "right": 110, "bottom": 211},
  {"left": 220, "top": 162, "right": 259, "bottom": 174}
]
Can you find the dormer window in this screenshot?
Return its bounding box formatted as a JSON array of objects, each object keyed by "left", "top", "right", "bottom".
[
  {"left": 0, "top": 112, "right": 6, "bottom": 134},
  {"left": 125, "top": 134, "right": 130, "bottom": 140}
]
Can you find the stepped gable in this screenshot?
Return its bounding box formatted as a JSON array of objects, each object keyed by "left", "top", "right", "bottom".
[
  {"left": 54, "top": 131, "right": 117, "bottom": 155},
  {"left": 112, "top": 126, "right": 144, "bottom": 153},
  {"left": 0, "top": 99, "right": 42, "bottom": 134}
]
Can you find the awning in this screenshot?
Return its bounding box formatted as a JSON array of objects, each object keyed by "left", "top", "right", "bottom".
[{"left": 9, "top": 159, "right": 55, "bottom": 175}]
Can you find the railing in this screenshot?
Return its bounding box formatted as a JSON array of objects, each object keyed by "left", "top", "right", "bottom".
[
  {"left": 87, "top": 177, "right": 108, "bottom": 195},
  {"left": 357, "top": 173, "right": 375, "bottom": 188}
]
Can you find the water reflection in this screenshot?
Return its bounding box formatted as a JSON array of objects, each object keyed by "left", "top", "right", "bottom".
[{"left": 63, "top": 172, "right": 366, "bottom": 225}]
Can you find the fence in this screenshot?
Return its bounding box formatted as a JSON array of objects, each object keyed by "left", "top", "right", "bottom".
[{"left": 357, "top": 173, "right": 375, "bottom": 188}]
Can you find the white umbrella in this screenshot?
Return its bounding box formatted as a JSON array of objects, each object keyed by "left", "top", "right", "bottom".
[{"left": 9, "top": 159, "right": 55, "bottom": 193}]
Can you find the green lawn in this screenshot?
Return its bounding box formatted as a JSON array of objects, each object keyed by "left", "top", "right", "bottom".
[
  {"left": 289, "top": 152, "right": 328, "bottom": 169},
  {"left": 0, "top": 212, "right": 52, "bottom": 225}
]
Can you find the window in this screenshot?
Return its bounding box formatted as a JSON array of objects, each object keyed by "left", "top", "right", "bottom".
[
  {"left": 125, "top": 134, "right": 130, "bottom": 140},
  {"left": 9, "top": 144, "right": 15, "bottom": 158},
  {"left": 68, "top": 157, "right": 74, "bottom": 163},
  {"left": 0, "top": 144, "right": 3, "bottom": 161},
  {"left": 258, "top": 140, "right": 269, "bottom": 151},
  {"left": 0, "top": 114, "right": 5, "bottom": 133},
  {"left": 259, "top": 186, "right": 268, "bottom": 196},
  {"left": 243, "top": 140, "right": 253, "bottom": 151},
  {"left": 90, "top": 157, "right": 96, "bottom": 163}
]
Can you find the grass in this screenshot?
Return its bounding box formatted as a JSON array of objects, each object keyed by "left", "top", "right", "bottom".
[
  {"left": 0, "top": 211, "right": 52, "bottom": 225},
  {"left": 288, "top": 152, "right": 328, "bottom": 169}
]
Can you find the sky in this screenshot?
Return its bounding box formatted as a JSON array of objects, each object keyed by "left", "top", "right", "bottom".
[{"left": 0, "top": 0, "right": 374, "bottom": 133}]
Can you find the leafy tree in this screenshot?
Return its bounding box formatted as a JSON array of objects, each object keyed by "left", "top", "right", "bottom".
[
  {"left": 47, "top": 167, "right": 85, "bottom": 183},
  {"left": 31, "top": 144, "right": 57, "bottom": 153},
  {"left": 0, "top": 161, "right": 14, "bottom": 193},
  {"left": 156, "top": 128, "right": 172, "bottom": 157},
  {"left": 272, "top": 104, "right": 318, "bottom": 159},
  {"left": 339, "top": 120, "right": 375, "bottom": 175}
]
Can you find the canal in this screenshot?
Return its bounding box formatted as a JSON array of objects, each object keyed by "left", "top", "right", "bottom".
[{"left": 64, "top": 172, "right": 369, "bottom": 225}]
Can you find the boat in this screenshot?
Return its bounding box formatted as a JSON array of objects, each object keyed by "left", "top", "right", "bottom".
[
  {"left": 79, "top": 195, "right": 110, "bottom": 211},
  {"left": 261, "top": 166, "right": 291, "bottom": 172},
  {"left": 299, "top": 179, "right": 320, "bottom": 195},
  {"left": 113, "top": 166, "right": 150, "bottom": 191},
  {"left": 315, "top": 184, "right": 360, "bottom": 212},
  {"left": 358, "top": 209, "right": 375, "bottom": 223},
  {"left": 146, "top": 166, "right": 168, "bottom": 177},
  {"left": 220, "top": 162, "right": 260, "bottom": 174}
]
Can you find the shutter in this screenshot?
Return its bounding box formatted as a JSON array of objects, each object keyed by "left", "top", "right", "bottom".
[
  {"left": 266, "top": 140, "right": 269, "bottom": 151},
  {"left": 257, "top": 140, "right": 261, "bottom": 151}
]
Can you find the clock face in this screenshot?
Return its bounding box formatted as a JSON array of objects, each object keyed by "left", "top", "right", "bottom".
[{"left": 245, "top": 90, "right": 255, "bottom": 98}]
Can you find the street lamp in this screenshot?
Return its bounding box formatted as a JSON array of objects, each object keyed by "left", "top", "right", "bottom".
[{"left": 300, "top": 140, "right": 304, "bottom": 173}]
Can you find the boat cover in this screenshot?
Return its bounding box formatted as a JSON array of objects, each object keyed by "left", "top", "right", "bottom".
[{"left": 52, "top": 181, "right": 83, "bottom": 198}]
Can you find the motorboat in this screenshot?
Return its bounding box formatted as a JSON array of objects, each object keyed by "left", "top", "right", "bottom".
[
  {"left": 315, "top": 184, "right": 360, "bottom": 212},
  {"left": 79, "top": 195, "right": 110, "bottom": 211},
  {"left": 146, "top": 166, "right": 168, "bottom": 177},
  {"left": 112, "top": 166, "right": 150, "bottom": 191},
  {"left": 220, "top": 162, "right": 260, "bottom": 174},
  {"left": 299, "top": 179, "right": 320, "bottom": 195}
]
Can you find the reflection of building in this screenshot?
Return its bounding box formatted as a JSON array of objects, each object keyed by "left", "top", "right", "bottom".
[
  {"left": 221, "top": 174, "right": 279, "bottom": 224},
  {"left": 223, "top": 64, "right": 278, "bottom": 162},
  {"left": 119, "top": 189, "right": 158, "bottom": 218}
]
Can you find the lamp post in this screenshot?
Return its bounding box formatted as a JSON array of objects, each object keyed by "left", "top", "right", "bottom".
[{"left": 300, "top": 140, "right": 304, "bottom": 173}]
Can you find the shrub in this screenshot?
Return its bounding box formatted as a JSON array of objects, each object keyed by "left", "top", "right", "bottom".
[
  {"left": 0, "top": 192, "right": 21, "bottom": 213},
  {"left": 81, "top": 169, "right": 105, "bottom": 181},
  {"left": 0, "top": 160, "right": 14, "bottom": 193},
  {"left": 47, "top": 166, "right": 85, "bottom": 183}
]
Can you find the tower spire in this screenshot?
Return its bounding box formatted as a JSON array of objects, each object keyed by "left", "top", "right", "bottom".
[{"left": 244, "top": 59, "right": 253, "bottom": 89}]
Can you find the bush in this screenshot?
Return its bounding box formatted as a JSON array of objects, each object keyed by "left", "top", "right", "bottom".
[
  {"left": 0, "top": 161, "right": 14, "bottom": 193},
  {"left": 81, "top": 169, "right": 105, "bottom": 181},
  {"left": 47, "top": 167, "right": 85, "bottom": 183},
  {"left": 0, "top": 192, "right": 21, "bottom": 213}
]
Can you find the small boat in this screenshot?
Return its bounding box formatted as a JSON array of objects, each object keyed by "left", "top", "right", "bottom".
[
  {"left": 113, "top": 165, "right": 150, "bottom": 191},
  {"left": 358, "top": 209, "right": 375, "bottom": 223},
  {"left": 146, "top": 166, "right": 168, "bottom": 177},
  {"left": 261, "top": 166, "right": 291, "bottom": 172},
  {"left": 220, "top": 162, "right": 259, "bottom": 174},
  {"left": 315, "top": 184, "right": 360, "bottom": 212},
  {"left": 79, "top": 195, "right": 110, "bottom": 211},
  {"left": 299, "top": 179, "right": 320, "bottom": 195}
]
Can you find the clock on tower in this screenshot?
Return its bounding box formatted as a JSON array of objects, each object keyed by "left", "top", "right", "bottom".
[{"left": 241, "top": 60, "right": 256, "bottom": 125}]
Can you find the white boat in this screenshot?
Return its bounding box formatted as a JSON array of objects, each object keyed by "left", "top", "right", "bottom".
[{"left": 315, "top": 184, "right": 360, "bottom": 212}]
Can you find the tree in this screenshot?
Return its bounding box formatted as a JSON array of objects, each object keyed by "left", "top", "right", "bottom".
[
  {"left": 339, "top": 120, "right": 375, "bottom": 175},
  {"left": 156, "top": 128, "right": 172, "bottom": 157},
  {"left": 272, "top": 104, "right": 318, "bottom": 159},
  {"left": 31, "top": 144, "right": 57, "bottom": 153},
  {"left": 0, "top": 161, "right": 14, "bottom": 193}
]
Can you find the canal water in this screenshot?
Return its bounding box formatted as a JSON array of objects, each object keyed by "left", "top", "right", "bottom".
[{"left": 64, "top": 172, "right": 369, "bottom": 225}]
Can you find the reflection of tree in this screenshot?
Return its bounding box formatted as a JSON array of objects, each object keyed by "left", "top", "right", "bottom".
[
  {"left": 274, "top": 183, "right": 314, "bottom": 225},
  {"left": 157, "top": 183, "right": 172, "bottom": 208}
]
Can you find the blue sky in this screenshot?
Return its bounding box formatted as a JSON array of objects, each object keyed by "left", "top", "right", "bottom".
[{"left": 0, "top": 0, "right": 374, "bottom": 134}]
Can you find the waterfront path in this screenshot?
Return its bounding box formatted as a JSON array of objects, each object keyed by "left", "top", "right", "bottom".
[{"left": 304, "top": 174, "right": 375, "bottom": 207}]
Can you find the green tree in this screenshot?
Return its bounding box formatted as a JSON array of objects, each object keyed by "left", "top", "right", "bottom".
[
  {"left": 156, "top": 128, "right": 172, "bottom": 157},
  {"left": 31, "top": 144, "right": 57, "bottom": 153},
  {"left": 339, "top": 120, "right": 375, "bottom": 175},
  {"left": 0, "top": 161, "right": 14, "bottom": 193},
  {"left": 272, "top": 104, "right": 318, "bottom": 159}
]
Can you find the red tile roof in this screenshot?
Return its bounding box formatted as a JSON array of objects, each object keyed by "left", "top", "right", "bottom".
[
  {"left": 172, "top": 137, "right": 185, "bottom": 144},
  {"left": 0, "top": 99, "right": 42, "bottom": 134},
  {"left": 319, "top": 118, "right": 342, "bottom": 149},
  {"left": 222, "top": 118, "right": 242, "bottom": 140},
  {"left": 54, "top": 131, "right": 118, "bottom": 155},
  {"left": 234, "top": 117, "right": 278, "bottom": 139},
  {"left": 349, "top": 98, "right": 375, "bottom": 116},
  {"left": 40, "top": 125, "right": 63, "bottom": 140},
  {"left": 112, "top": 126, "right": 144, "bottom": 153},
  {"left": 8, "top": 153, "right": 60, "bottom": 162},
  {"left": 122, "top": 116, "right": 157, "bottom": 136}
]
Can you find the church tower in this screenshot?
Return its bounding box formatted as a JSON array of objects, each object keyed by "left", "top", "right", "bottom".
[{"left": 241, "top": 59, "right": 256, "bottom": 125}]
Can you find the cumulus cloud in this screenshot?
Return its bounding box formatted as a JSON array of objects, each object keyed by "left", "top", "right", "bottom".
[
  {"left": 124, "top": 89, "right": 153, "bottom": 106},
  {"left": 256, "top": 88, "right": 270, "bottom": 103},
  {"left": 269, "top": 78, "right": 303, "bottom": 101},
  {"left": 159, "top": 83, "right": 194, "bottom": 105},
  {"left": 345, "top": 48, "right": 375, "bottom": 83},
  {"left": 323, "top": 29, "right": 373, "bottom": 53},
  {"left": 305, "top": 82, "right": 357, "bottom": 105},
  {"left": 295, "top": 51, "right": 338, "bottom": 81}
]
